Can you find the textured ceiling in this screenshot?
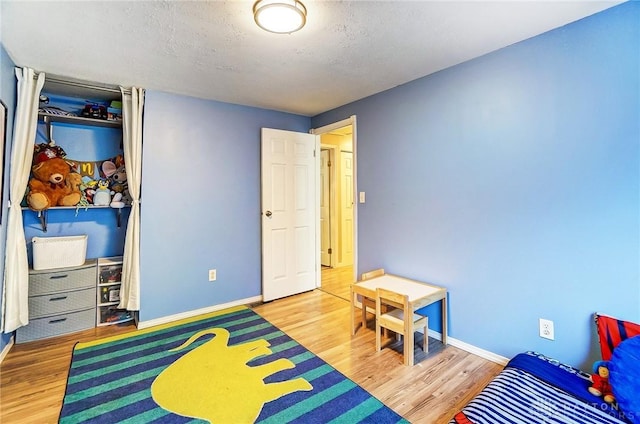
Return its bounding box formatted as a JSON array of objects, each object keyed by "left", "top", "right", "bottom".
[{"left": 1, "top": 1, "right": 622, "bottom": 116}]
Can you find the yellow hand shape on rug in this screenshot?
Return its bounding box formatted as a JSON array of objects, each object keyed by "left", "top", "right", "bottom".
[{"left": 151, "top": 327, "right": 312, "bottom": 423}]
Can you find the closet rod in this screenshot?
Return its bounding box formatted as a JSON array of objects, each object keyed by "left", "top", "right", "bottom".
[
  {"left": 30, "top": 71, "right": 131, "bottom": 95},
  {"left": 46, "top": 76, "right": 131, "bottom": 95}
]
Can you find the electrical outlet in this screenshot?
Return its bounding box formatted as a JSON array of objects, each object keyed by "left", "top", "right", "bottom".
[
  {"left": 539, "top": 318, "right": 554, "bottom": 340},
  {"left": 208, "top": 269, "right": 217, "bottom": 282}
]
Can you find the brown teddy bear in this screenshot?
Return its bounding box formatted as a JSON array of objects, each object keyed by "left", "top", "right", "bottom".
[{"left": 27, "top": 146, "right": 82, "bottom": 211}]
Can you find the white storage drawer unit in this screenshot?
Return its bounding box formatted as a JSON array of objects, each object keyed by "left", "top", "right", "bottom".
[
  {"left": 16, "top": 309, "right": 96, "bottom": 343},
  {"left": 96, "top": 256, "right": 133, "bottom": 326},
  {"left": 28, "top": 287, "right": 95, "bottom": 318},
  {"left": 17, "top": 260, "right": 97, "bottom": 343},
  {"left": 29, "top": 264, "right": 96, "bottom": 295}
]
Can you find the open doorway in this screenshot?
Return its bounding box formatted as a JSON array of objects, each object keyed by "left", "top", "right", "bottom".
[{"left": 314, "top": 122, "right": 355, "bottom": 301}]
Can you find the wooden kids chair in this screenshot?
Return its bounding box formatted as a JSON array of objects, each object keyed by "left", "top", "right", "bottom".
[
  {"left": 375, "top": 287, "right": 428, "bottom": 366},
  {"left": 359, "top": 268, "right": 385, "bottom": 329}
]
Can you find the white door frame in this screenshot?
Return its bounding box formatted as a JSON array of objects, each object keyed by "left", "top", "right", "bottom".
[
  {"left": 339, "top": 149, "right": 354, "bottom": 267},
  {"left": 311, "top": 115, "right": 358, "bottom": 285},
  {"left": 320, "top": 144, "right": 338, "bottom": 268}
]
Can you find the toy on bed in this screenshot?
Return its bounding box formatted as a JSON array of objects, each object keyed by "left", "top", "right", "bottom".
[{"left": 589, "top": 360, "right": 615, "bottom": 403}]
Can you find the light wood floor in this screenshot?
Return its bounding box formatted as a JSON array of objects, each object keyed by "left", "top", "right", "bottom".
[
  {"left": 319, "top": 264, "right": 354, "bottom": 300},
  {"left": 0, "top": 289, "right": 503, "bottom": 424},
  {"left": 253, "top": 290, "right": 503, "bottom": 423},
  {"left": 0, "top": 322, "right": 136, "bottom": 423}
]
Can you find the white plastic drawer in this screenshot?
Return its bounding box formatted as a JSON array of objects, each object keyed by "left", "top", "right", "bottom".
[
  {"left": 29, "top": 263, "right": 96, "bottom": 295},
  {"left": 98, "top": 305, "right": 132, "bottom": 325},
  {"left": 28, "top": 287, "right": 96, "bottom": 319},
  {"left": 98, "top": 264, "right": 123, "bottom": 285},
  {"left": 16, "top": 308, "right": 95, "bottom": 343}
]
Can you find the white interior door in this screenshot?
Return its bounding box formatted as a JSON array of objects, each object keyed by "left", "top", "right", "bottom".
[
  {"left": 341, "top": 151, "right": 354, "bottom": 265},
  {"left": 261, "top": 128, "right": 318, "bottom": 301},
  {"left": 320, "top": 149, "right": 331, "bottom": 267}
]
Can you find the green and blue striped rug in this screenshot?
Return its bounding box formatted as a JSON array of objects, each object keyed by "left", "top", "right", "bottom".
[{"left": 60, "top": 305, "right": 408, "bottom": 423}]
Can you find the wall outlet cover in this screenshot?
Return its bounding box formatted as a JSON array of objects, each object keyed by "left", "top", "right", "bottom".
[{"left": 539, "top": 318, "right": 554, "bottom": 340}]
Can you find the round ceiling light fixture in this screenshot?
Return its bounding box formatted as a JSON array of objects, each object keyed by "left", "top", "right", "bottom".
[{"left": 253, "top": 0, "right": 307, "bottom": 34}]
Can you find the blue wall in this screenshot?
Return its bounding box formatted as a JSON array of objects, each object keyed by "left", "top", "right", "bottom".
[
  {"left": 0, "top": 43, "right": 16, "bottom": 352},
  {"left": 313, "top": 2, "right": 639, "bottom": 368},
  {"left": 140, "top": 91, "right": 310, "bottom": 321},
  {"left": 1, "top": 2, "right": 637, "bottom": 370}
]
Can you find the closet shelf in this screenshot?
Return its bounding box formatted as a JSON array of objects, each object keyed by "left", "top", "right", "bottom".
[
  {"left": 23, "top": 206, "right": 130, "bottom": 232},
  {"left": 39, "top": 112, "right": 122, "bottom": 128}
]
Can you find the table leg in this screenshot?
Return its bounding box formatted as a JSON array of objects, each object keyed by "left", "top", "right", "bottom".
[
  {"left": 350, "top": 285, "right": 357, "bottom": 336},
  {"left": 405, "top": 309, "right": 413, "bottom": 366},
  {"left": 441, "top": 296, "right": 447, "bottom": 345}
]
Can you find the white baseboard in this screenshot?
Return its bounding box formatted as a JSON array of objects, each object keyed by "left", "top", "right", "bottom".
[
  {"left": 427, "top": 329, "right": 509, "bottom": 365},
  {"left": 364, "top": 308, "right": 509, "bottom": 366},
  {"left": 137, "top": 296, "right": 263, "bottom": 330},
  {"left": 0, "top": 335, "right": 15, "bottom": 364}
]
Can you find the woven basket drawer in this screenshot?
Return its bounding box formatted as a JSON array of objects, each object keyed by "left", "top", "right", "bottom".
[
  {"left": 30, "top": 263, "right": 96, "bottom": 296},
  {"left": 28, "top": 287, "right": 96, "bottom": 319},
  {"left": 16, "top": 308, "right": 95, "bottom": 343}
]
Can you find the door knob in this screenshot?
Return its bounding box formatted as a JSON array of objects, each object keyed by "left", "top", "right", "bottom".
[{"left": 265, "top": 210, "right": 273, "bottom": 217}]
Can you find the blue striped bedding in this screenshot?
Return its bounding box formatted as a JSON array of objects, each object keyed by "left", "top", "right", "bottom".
[{"left": 450, "top": 352, "right": 628, "bottom": 424}]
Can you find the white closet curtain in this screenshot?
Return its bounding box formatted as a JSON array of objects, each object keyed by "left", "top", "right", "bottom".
[
  {"left": 1, "top": 68, "right": 45, "bottom": 332},
  {"left": 118, "top": 87, "right": 144, "bottom": 311}
]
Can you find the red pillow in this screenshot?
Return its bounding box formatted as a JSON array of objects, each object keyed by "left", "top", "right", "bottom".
[{"left": 595, "top": 313, "right": 640, "bottom": 361}]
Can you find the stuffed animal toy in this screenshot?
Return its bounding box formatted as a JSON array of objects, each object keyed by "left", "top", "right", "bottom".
[
  {"left": 109, "top": 167, "right": 127, "bottom": 208},
  {"left": 92, "top": 180, "right": 113, "bottom": 206},
  {"left": 66, "top": 172, "right": 82, "bottom": 193},
  {"left": 27, "top": 145, "right": 82, "bottom": 211},
  {"left": 81, "top": 177, "right": 98, "bottom": 204},
  {"left": 589, "top": 360, "right": 615, "bottom": 404},
  {"left": 110, "top": 165, "right": 130, "bottom": 204},
  {"left": 110, "top": 165, "right": 127, "bottom": 185},
  {"left": 102, "top": 159, "right": 118, "bottom": 179},
  {"left": 101, "top": 157, "right": 125, "bottom": 179},
  {"left": 110, "top": 192, "right": 125, "bottom": 209}
]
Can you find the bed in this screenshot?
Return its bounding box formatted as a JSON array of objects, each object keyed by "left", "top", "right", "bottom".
[{"left": 450, "top": 314, "right": 640, "bottom": 424}]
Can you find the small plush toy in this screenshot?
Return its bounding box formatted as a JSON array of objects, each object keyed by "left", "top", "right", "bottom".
[
  {"left": 81, "top": 177, "right": 98, "bottom": 204},
  {"left": 101, "top": 159, "right": 118, "bottom": 179},
  {"left": 92, "top": 180, "right": 113, "bottom": 206},
  {"left": 66, "top": 172, "right": 82, "bottom": 193},
  {"left": 110, "top": 192, "right": 125, "bottom": 209},
  {"left": 109, "top": 165, "right": 130, "bottom": 204},
  {"left": 110, "top": 165, "right": 127, "bottom": 186},
  {"left": 27, "top": 144, "right": 82, "bottom": 211},
  {"left": 589, "top": 360, "right": 615, "bottom": 404}
]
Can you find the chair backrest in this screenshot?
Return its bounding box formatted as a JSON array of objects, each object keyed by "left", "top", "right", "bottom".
[
  {"left": 361, "top": 268, "right": 385, "bottom": 280},
  {"left": 376, "top": 287, "right": 407, "bottom": 311}
]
